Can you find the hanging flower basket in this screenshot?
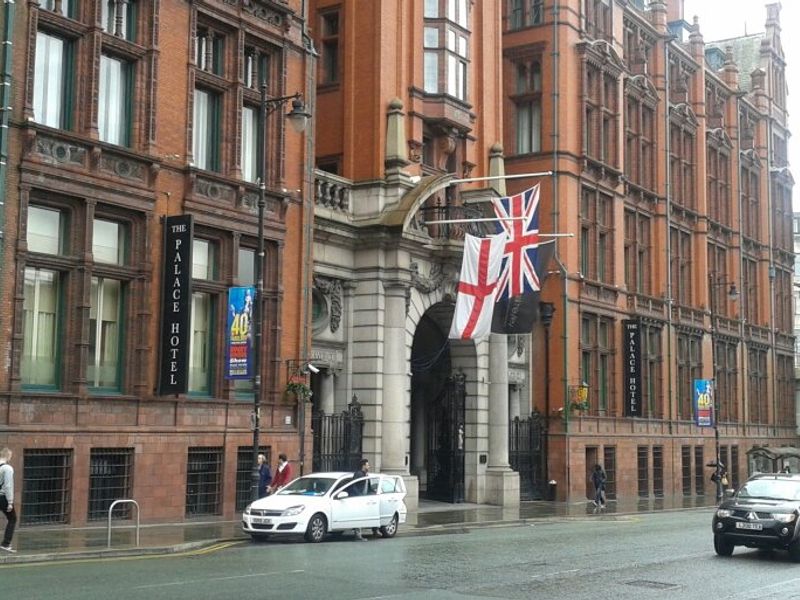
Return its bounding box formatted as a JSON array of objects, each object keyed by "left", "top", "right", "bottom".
[{"left": 285, "top": 380, "right": 312, "bottom": 401}]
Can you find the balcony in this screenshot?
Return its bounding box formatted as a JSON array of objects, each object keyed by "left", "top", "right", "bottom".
[{"left": 314, "top": 170, "right": 351, "bottom": 214}]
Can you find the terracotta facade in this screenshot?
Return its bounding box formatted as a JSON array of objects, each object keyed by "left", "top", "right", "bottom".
[{"left": 0, "top": 0, "right": 314, "bottom": 525}]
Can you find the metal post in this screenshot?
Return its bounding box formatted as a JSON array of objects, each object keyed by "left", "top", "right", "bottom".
[
  {"left": 540, "top": 302, "right": 555, "bottom": 499},
  {"left": 251, "top": 83, "right": 268, "bottom": 502},
  {"left": 709, "top": 272, "right": 722, "bottom": 503}
]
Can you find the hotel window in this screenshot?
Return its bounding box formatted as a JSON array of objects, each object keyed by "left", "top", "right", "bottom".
[
  {"left": 585, "top": 0, "right": 611, "bottom": 42},
  {"left": 513, "top": 61, "right": 542, "bottom": 155},
  {"left": 584, "top": 66, "right": 618, "bottom": 167},
  {"left": 93, "top": 218, "right": 126, "bottom": 265},
  {"left": 653, "top": 446, "right": 664, "bottom": 497},
  {"left": 241, "top": 105, "right": 258, "bottom": 183},
  {"left": 669, "top": 122, "right": 696, "bottom": 210},
  {"left": 27, "top": 206, "right": 63, "bottom": 255},
  {"left": 101, "top": 0, "right": 136, "bottom": 40},
  {"left": 195, "top": 27, "right": 224, "bottom": 76},
  {"left": 637, "top": 446, "right": 649, "bottom": 497},
  {"left": 243, "top": 47, "right": 269, "bottom": 90},
  {"left": 740, "top": 165, "right": 760, "bottom": 239},
  {"left": 21, "top": 450, "right": 73, "bottom": 525},
  {"left": 186, "top": 448, "right": 223, "bottom": 517},
  {"left": 98, "top": 55, "right": 130, "bottom": 146},
  {"left": 681, "top": 446, "right": 691, "bottom": 495},
  {"left": 742, "top": 256, "right": 757, "bottom": 324},
  {"left": 641, "top": 324, "right": 662, "bottom": 418},
  {"left": 715, "top": 340, "right": 738, "bottom": 422},
  {"left": 580, "top": 188, "right": 613, "bottom": 284},
  {"left": 676, "top": 332, "right": 702, "bottom": 420},
  {"left": 319, "top": 9, "right": 340, "bottom": 85},
  {"left": 193, "top": 88, "right": 220, "bottom": 172},
  {"left": 747, "top": 346, "right": 768, "bottom": 424},
  {"left": 40, "top": 0, "right": 75, "bottom": 18},
  {"left": 88, "top": 277, "right": 122, "bottom": 390},
  {"left": 706, "top": 142, "right": 730, "bottom": 226},
  {"left": 603, "top": 446, "right": 616, "bottom": 500},
  {"left": 669, "top": 227, "right": 692, "bottom": 306},
  {"left": 580, "top": 313, "right": 614, "bottom": 415},
  {"left": 189, "top": 239, "right": 218, "bottom": 396},
  {"left": 624, "top": 209, "right": 651, "bottom": 295},
  {"left": 694, "top": 446, "right": 705, "bottom": 496},
  {"left": 33, "top": 31, "right": 71, "bottom": 129},
  {"left": 507, "top": 0, "right": 544, "bottom": 30},
  {"left": 22, "top": 268, "right": 61, "bottom": 388},
  {"left": 423, "top": 0, "right": 470, "bottom": 101}
]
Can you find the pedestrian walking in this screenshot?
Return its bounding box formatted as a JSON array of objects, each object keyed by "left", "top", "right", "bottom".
[
  {"left": 268, "top": 453, "right": 292, "bottom": 494},
  {"left": 257, "top": 453, "right": 272, "bottom": 499},
  {"left": 0, "top": 447, "right": 17, "bottom": 553},
  {"left": 590, "top": 464, "right": 607, "bottom": 509}
]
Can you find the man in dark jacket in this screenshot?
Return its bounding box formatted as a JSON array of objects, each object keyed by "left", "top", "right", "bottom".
[
  {"left": 257, "top": 453, "right": 272, "bottom": 498},
  {"left": 351, "top": 459, "right": 370, "bottom": 540}
]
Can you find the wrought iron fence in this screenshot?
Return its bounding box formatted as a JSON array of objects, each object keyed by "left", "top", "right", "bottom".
[
  {"left": 88, "top": 448, "right": 134, "bottom": 521},
  {"left": 311, "top": 399, "right": 364, "bottom": 473},
  {"left": 509, "top": 412, "right": 545, "bottom": 500}
]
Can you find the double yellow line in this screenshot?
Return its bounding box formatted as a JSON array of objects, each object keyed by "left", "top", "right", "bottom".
[{"left": 0, "top": 540, "right": 243, "bottom": 570}]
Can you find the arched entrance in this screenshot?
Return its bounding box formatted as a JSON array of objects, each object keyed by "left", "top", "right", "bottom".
[{"left": 410, "top": 304, "right": 467, "bottom": 503}]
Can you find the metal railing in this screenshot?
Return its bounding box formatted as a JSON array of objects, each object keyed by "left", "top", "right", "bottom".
[{"left": 107, "top": 499, "right": 140, "bottom": 548}]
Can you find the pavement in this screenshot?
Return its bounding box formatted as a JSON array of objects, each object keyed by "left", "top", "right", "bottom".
[{"left": 0, "top": 494, "right": 719, "bottom": 565}]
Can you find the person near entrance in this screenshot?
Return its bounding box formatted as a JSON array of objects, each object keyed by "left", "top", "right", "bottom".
[
  {"left": 257, "top": 453, "right": 272, "bottom": 499},
  {"left": 268, "top": 453, "right": 292, "bottom": 494},
  {"left": 0, "top": 447, "right": 17, "bottom": 553},
  {"left": 351, "top": 458, "right": 370, "bottom": 541}
]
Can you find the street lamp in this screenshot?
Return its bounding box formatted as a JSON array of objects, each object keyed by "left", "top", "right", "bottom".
[
  {"left": 539, "top": 302, "right": 555, "bottom": 499},
  {"left": 251, "top": 84, "right": 310, "bottom": 502},
  {"left": 707, "top": 273, "right": 739, "bottom": 503}
]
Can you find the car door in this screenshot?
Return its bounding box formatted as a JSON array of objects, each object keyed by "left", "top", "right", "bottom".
[
  {"left": 330, "top": 477, "right": 380, "bottom": 529},
  {"left": 379, "top": 476, "right": 400, "bottom": 525}
]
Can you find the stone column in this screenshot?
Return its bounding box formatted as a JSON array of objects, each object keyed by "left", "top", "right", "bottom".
[
  {"left": 320, "top": 370, "right": 335, "bottom": 414},
  {"left": 381, "top": 283, "right": 418, "bottom": 509},
  {"left": 485, "top": 333, "right": 519, "bottom": 506},
  {"left": 509, "top": 385, "right": 521, "bottom": 420}
]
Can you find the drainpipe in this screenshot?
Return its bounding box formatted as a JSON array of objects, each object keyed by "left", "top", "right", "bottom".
[
  {"left": 297, "top": 0, "right": 317, "bottom": 475},
  {"left": 734, "top": 96, "right": 746, "bottom": 434},
  {"left": 550, "top": 0, "right": 570, "bottom": 499},
  {"left": 663, "top": 42, "right": 674, "bottom": 435},
  {"left": 766, "top": 119, "right": 777, "bottom": 436},
  {"left": 0, "top": 0, "right": 16, "bottom": 293}
]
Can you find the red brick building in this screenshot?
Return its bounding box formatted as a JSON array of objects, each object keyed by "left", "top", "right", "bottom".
[
  {"left": 503, "top": 0, "right": 795, "bottom": 501},
  {"left": 0, "top": 0, "right": 314, "bottom": 525}
]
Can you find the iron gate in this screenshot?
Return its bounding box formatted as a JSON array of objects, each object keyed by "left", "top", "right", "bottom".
[
  {"left": 509, "top": 411, "right": 545, "bottom": 500},
  {"left": 311, "top": 399, "right": 364, "bottom": 473},
  {"left": 426, "top": 373, "right": 466, "bottom": 503}
]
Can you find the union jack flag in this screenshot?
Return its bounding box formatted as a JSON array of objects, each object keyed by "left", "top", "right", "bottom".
[{"left": 491, "top": 184, "right": 542, "bottom": 300}]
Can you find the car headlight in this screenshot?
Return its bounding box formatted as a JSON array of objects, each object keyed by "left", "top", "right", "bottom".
[
  {"left": 772, "top": 513, "right": 796, "bottom": 523},
  {"left": 716, "top": 509, "right": 732, "bottom": 518},
  {"left": 282, "top": 505, "right": 306, "bottom": 517},
  {"left": 244, "top": 504, "right": 252, "bottom": 515}
]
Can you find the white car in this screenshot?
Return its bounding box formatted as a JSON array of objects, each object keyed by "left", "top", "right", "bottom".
[{"left": 242, "top": 471, "right": 408, "bottom": 543}]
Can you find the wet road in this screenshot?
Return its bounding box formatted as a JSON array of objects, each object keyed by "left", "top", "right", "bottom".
[{"left": 3, "top": 508, "right": 800, "bottom": 599}]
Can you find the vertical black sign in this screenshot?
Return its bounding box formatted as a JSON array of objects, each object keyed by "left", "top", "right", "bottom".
[
  {"left": 623, "top": 319, "right": 642, "bottom": 417},
  {"left": 157, "top": 215, "right": 193, "bottom": 395}
]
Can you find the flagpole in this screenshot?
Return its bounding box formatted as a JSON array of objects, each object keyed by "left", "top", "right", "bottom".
[{"left": 449, "top": 171, "right": 553, "bottom": 185}]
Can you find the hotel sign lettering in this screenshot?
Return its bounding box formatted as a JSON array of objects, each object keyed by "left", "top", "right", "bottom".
[
  {"left": 623, "top": 319, "right": 642, "bottom": 417},
  {"left": 158, "top": 215, "right": 194, "bottom": 395}
]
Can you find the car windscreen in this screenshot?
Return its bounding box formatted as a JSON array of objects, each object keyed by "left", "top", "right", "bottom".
[
  {"left": 276, "top": 477, "right": 337, "bottom": 496},
  {"left": 737, "top": 479, "right": 800, "bottom": 501}
]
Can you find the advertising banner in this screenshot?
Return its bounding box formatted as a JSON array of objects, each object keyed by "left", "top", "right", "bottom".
[
  {"left": 157, "top": 215, "right": 193, "bottom": 395},
  {"left": 693, "top": 379, "right": 714, "bottom": 427},
  {"left": 225, "top": 286, "right": 255, "bottom": 380}
]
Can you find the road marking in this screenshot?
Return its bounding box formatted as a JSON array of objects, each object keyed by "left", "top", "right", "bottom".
[
  {"left": 0, "top": 540, "right": 244, "bottom": 570},
  {"left": 132, "top": 568, "right": 305, "bottom": 589},
  {"left": 529, "top": 569, "right": 580, "bottom": 579}
]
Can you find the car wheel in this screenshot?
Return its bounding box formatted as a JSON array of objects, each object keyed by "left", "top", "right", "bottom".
[
  {"left": 380, "top": 514, "right": 399, "bottom": 538},
  {"left": 789, "top": 540, "right": 800, "bottom": 563},
  {"left": 714, "top": 534, "right": 734, "bottom": 557},
  {"left": 304, "top": 513, "right": 327, "bottom": 543}
]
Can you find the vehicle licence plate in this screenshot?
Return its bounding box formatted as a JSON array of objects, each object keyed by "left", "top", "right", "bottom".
[
  {"left": 252, "top": 517, "right": 272, "bottom": 525},
  {"left": 735, "top": 522, "right": 763, "bottom": 531}
]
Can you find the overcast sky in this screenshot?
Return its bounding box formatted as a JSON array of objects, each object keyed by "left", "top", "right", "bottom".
[{"left": 683, "top": 0, "right": 798, "bottom": 207}]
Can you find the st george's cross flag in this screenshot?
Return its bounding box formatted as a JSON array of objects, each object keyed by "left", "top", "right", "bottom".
[
  {"left": 448, "top": 232, "right": 506, "bottom": 340},
  {"left": 490, "top": 184, "right": 555, "bottom": 334}
]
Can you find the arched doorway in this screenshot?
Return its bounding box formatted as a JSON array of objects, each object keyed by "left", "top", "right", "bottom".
[{"left": 410, "top": 304, "right": 466, "bottom": 503}]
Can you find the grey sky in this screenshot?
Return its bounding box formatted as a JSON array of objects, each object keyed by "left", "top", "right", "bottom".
[{"left": 684, "top": 0, "right": 798, "bottom": 207}]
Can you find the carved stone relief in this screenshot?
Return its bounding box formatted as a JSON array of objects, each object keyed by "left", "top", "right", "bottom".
[{"left": 313, "top": 275, "right": 343, "bottom": 333}]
